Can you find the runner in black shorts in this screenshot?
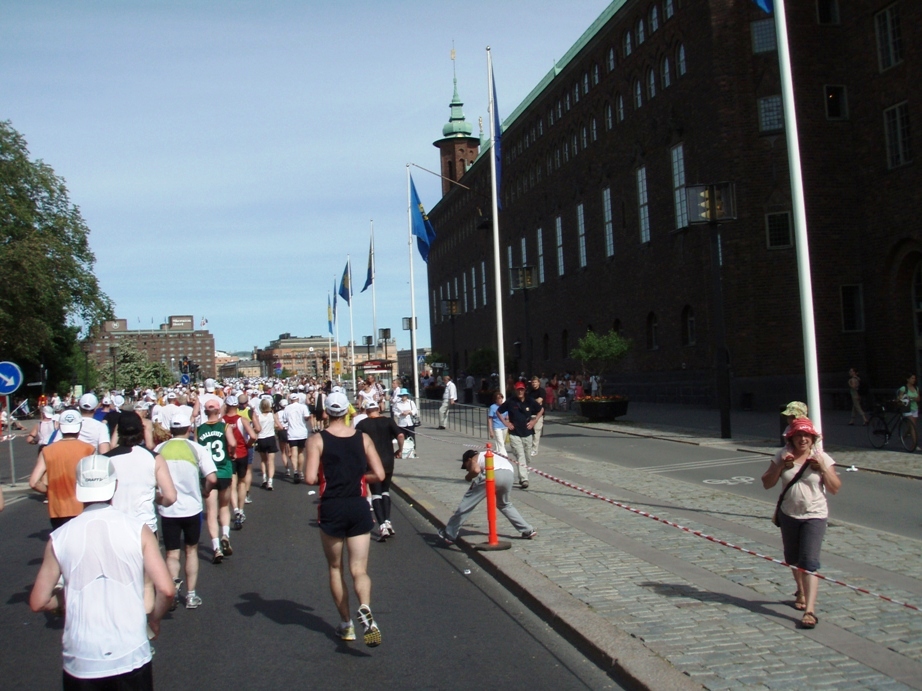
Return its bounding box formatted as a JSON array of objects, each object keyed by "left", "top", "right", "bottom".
[{"left": 306, "top": 391, "right": 385, "bottom": 647}]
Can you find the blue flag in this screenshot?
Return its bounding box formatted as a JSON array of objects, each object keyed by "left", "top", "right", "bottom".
[
  {"left": 327, "top": 293, "right": 333, "bottom": 335},
  {"left": 361, "top": 234, "right": 373, "bottom": 292},
  {"left": 338, "top": 259, "right": 351, "bottom": 306},
  {"left": 410, "top": 175, "right": 437, "bottom": 263},
  {"left": 332, "top": 279, "right": 337, "bottom": 322},
  {"left": 491, "top": 59, "right": 502, "bottom": 210},
  {"left": 753, "top": 0, "right": 772, "bottom": 12}
]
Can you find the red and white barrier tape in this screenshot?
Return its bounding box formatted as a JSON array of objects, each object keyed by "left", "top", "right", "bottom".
[{"left": 411, "top": 427, "right": 921, "bottom": 613}]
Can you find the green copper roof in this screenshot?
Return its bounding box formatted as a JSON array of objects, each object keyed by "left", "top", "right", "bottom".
[{"left": 441, "top": 76, "right": 474, "bottom": 138}]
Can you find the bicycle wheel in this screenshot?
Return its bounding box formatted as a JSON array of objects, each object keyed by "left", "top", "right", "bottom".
[
  {"left": 899, "top": 417, "right": 917, "bottom": 452},
  {"left": 867, "top": 414, "right": 888, "bottom": 448}
]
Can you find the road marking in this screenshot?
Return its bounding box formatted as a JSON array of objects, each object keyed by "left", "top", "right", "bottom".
[
  {"left": 703, "top": 476, "right": 756, "bottom": 485},
  {"left": 642, "top": 455, "right": 765, "bottom": 473}
]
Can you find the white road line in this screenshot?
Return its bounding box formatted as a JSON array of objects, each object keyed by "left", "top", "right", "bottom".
[{"left": 642, "top": 455, "right": 765, "bottom": 473}]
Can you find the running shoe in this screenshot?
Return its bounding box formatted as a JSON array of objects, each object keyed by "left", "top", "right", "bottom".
[
  {"left": 266, "top": 479, "right": 273, "bottom": 491},
  {"left": 185, "top": 593, "right": 202, "bottom": 609},
  {"left": 212, "top": 549, "right": 224, "bottom": 564},
  {"left": 337, "top": 621, "right": 356, "bottom": 641},
  {"left": 522, "top": 528, "right": 538, "bottom": 539},
  {"left": 286, "top": 467, "right": 292, "bottom": 478},
  {"left": 233, "top": 515, "right": 243, "bottom": 531},
  {"left": 520, "top": 480, "right": 529, "bottom": 489},
  {"left": 293, "top": 472, "right": 301, "bottom": 485},
  {"left": 437, "top": 529, "right": 454, "bottom": 545},
  {"left": 170, "top": 579, "right": 182, "bottom": 611},
  {"left": 260, "top": 480, "right": 268, "bottom": 489},
  {"left": 356, "top": 605, "right": 381, "bottom": 647},
  {"left": 378, "top": 523, "right": 390, "bottom": 540},
  {"left": 384, "top": 520, "right": 395, "bottom": 536},
  {"left": 220, "top": 536, "right": 233, "bottom": 556},
  {"left": 238, "top": 511, "right": 246, "bottom": 525},
  {"left": 245, "top": 494, "right": 252, "bottom": 504}
]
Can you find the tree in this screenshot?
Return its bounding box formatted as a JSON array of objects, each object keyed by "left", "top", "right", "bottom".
[
  {"left": 97, "top": 341, "right": 171, "bottom": 391},
  {"left": 467, "top": 348, "right": 498, "bottom": 376},
  {"left": 0, "top": 121, "right": 113, "bottom": 384},
  {"left": 570, "top": 329, "right": 631, "bottom": 377}
]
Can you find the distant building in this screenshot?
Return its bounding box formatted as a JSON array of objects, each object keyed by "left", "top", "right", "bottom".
[
  {"left": 256, "top": 333, "right": 350, "bottom": 378},
  {"left": 397, "top": 348, "right": 431, "bottom": 379},
  {"left": 219, "top": 359, "right": 263, "bottom": 379},
  {"left": 87, "top": 315, "right": 215, "bottom": 380},
  {"left": 426, "top": 0, "right": 920, "bottom": 410}
]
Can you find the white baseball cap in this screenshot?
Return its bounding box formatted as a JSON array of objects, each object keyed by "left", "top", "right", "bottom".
[
  {"left": 325, "top": 392, "right": 350, "bottom": 416},
  {"left": 204, "top": 378, "right": 216, "bottom": 393},
  {"left": 75, "top": 454, "right": 117, "bottom": 503},
  {"left": 78, "top": 393, "right": 99, "bottom": 411},
  {"left": 170, "top": 413, "right": 193, "bottom": 429},
  {"left": 58, "top": 409, "right": 83, "bottom": 433}
]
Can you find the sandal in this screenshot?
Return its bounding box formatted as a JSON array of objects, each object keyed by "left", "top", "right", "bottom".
[
  {"left": 801, "top": 612, "right": 818, "bottom": 629},
  {"left": 793, "top": 590, "right": 806, "bottom": 611}
]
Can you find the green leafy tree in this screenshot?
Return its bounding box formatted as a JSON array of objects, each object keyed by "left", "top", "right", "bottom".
[
  {"left": 0, "top": 121, "right": 113, "bottom": 387},
  {"left": 570, "top": 329, "right": 631, "bottom": 377},
  {"left": 468, "top": 348, "right": 498, "bottom": 376},
  {"left": 97, "top": 341, "right": 171, "bottom": 391}
]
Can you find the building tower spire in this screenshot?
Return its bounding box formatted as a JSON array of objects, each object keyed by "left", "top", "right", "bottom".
[{"left": 433, "top": 46, "right": 481, "bottom": 197}]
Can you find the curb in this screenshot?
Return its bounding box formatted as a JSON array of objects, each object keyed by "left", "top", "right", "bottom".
[{"left": 391, "top": 477, "right": 702, "bottom": 691}]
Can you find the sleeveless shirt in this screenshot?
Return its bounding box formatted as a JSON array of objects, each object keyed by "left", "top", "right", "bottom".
[{"left": 318, "top": 430, "right": 368, "bottom": 499}]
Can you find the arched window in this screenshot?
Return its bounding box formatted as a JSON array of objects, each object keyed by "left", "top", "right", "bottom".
[
  {"left": 624, "top": 31, "right": 633, "bottom": 56},
  {"left": 650, "top": 5, "right": 660, "bottom": 32},
  {"left": 561, "top": 330, "right": 569, "bottom": 359},
  {"left": 565, "top": 91, "right": 571, "bottom": 111},
  {"left": 592, "top": 63, "right": 601, "bottom": 85},
  {"left": 665, "top": 0, "right": 674, "bottom": 19},
  {"left": 581, "top": 126, "right": 588, "bottom": 149},
  {"left": 646, "top": 313, "right": 659, "bottom": 350},
  {"left": 590, "top": 117, "right": 598, "bottom": 141},
  {"left": 582, "top": 72, "right": 590, "bottom": 94},
  {"left": 681, "top": 306, "right": 696, "bottom": 346},
  {"left": 634, "top": 80, "right": 643, "bottom": 108},
  {"left": 608, "top": 47, "right": 616, "bottom": 71},
  {"left": 647, "top": 68, "right": 656, "bottom": 99},
  {"left": 637, "top": 19, "right": 646, "bottom": 45},
  {"left": 677, "top": 44, "right": 687, "bottom": 76},
  {"left": 563, "top": 140, "right": 570, "bottom": 162},
  {"left": 617, "top": 93, "right": 625, "bottom": 121},
  {"left": 573, "top": 82, "right": 580, "bottom": 104},
  {"left": 606, "top": 103, "right": 614, "bottom": 130},
  {"left": 661, "top": 56, "right": 672, "bottom": 88}
]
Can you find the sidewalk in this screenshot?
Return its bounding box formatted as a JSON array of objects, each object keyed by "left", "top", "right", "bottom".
[{"left": 394, "top": 404, "right": 922, "bottom": 690}]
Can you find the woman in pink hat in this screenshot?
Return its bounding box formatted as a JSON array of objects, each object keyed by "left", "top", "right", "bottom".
[{"left": 762, "top": 417, "right": 841, "bottom": 629}]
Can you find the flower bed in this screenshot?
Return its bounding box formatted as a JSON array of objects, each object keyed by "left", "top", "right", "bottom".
[{"left": 576, "top": 396, "right": 629, "bottom": 421}]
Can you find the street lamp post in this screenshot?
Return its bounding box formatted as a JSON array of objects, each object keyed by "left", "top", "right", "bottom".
[
  {"left": 510, "top": 266, "right": 537, "bottom": 377},
  {"left": 363, "top": 335, "right": 373, "bottom": 362},
  {"left": 686, "top": 182, "right": 737, "bottom": 439},
  {"left": 378, "top": 328, "right": 391, "bottom": 362},
  {"left": 403, "top": 317, "right": 418, "bottom": 400},
  {"left": 440, "top": 299, "right": 459, "bottom": 381}
]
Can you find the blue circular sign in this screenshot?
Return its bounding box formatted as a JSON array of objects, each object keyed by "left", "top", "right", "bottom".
[{"left": 0, "top": 361, "right": 24, "bottom": 395}]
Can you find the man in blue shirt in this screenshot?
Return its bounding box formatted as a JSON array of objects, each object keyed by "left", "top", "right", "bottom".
[{"left": 496, "top": 382, "right": 544, "bottom": 489}]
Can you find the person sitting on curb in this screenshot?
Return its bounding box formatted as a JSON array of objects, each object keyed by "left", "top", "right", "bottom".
[{"left": 438, "top": 449, "right": 536, "bottom": 545}]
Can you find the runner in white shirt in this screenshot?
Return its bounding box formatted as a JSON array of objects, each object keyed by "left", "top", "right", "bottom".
[
  {"left": 285, "top": 394, "right": 310, "bottom": 483},
  {"left": 77, "top": 393, "right": 111, "bottom": 453}
]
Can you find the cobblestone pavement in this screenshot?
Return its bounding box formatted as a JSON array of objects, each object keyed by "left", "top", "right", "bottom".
[{"left": 395, "top": 408, "right": 922, "bottom": 690}]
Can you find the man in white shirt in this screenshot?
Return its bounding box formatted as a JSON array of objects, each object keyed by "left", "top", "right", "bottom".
[
  {"left": 285, "top": 393, "right": 311, "bottom": 483},
  {"left": 439, "top": 375, "right": 457, "bottom": 429},
  {"left": 77, "top": 393, "right": 111, "bottom": 453}
]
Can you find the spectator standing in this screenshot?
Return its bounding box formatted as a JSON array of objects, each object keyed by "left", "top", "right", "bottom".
[
  {"left": 439, "top": 375, "right": 457, "bottom": 429},
  {"left": 847, "top": 368, "right": 868, "bottom": 426}
]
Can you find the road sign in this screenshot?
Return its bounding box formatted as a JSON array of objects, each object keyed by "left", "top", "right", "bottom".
[
  {"left": 180, "top": 373, "right": 191, "bottom": 385},
  {"left": 0, "top": 361, "right": 24, "bottom": 395},
  {"left": 417, "top": 355, "right": 426, "bottom": 365}
]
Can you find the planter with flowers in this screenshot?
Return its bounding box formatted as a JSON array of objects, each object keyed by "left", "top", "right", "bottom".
[
  {"left": 569, "top": 329, "right": 632, "bottom": 422},
  {"left": 575, "top": 394, "right": 629, "bottom": 421}
]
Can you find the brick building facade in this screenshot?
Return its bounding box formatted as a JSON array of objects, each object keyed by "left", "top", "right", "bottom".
[{"left": 426, "top": 0, "right": 918, "bottom": 410}]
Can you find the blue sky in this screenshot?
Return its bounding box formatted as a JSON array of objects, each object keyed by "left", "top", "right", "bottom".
[{"left": 2, "top": 0, "right": 610, "bottom": 353}]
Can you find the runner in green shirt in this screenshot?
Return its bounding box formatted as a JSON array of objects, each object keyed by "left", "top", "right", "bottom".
[{"left": 197, "top": 399, "right": 237, "bottom": 563}]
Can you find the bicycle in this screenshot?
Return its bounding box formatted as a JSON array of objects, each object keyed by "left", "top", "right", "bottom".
[{"left": 867, "top": 400, "right": 917, "bottom": 451}]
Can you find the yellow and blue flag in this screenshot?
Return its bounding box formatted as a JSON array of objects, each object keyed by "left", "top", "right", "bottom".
[
  {"left": 410, "top": 175, "right": 436, "bottom": 263},
  {"left": 338, "top": 259, "right": 351, "bottom": 306}
]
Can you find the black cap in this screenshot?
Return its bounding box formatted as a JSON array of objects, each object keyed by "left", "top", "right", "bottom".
[
  {"left": 117, "top": 411, "right": 143, "bottom": 436},
  {"left": 461, "top": 449, "right": 478, "bottom": 467}
]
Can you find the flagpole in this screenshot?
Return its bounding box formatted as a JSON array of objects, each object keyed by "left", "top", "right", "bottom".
[
  {"left": 772, "top": 0, "right": 821, "bottom": 435},
  {"left": 487, "top": 47, "right": 507, "bottom": 398},
  {"left": 370, "top": 219, "right": 378, "bottom": 361},
  {"left": 347, "top": 257, "right": 357, "bottom": 395},
  {"left": 327, "top": 291, "right": 333, "bottom": 383},
  {"left": 334, "top": 276, "right": 341, "bottom": 381},
  {"left": 407, "top": 165, "right": 420, "bottom": 402}
]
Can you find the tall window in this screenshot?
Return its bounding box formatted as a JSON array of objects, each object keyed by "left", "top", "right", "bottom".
[
  {"left": 647, "top": 68, "right": 656, "bottom": 99},
  {"left": 884, "top": 102, "right": 912, "bottom": 168},
  {"left": 634, "top": 80, "right": 643, "bottom": 108},
  {"left": 671, "top": 143, "right": 688, "bottom": 229},
  {"left": 481, "top": 261, "right": 487, "bottom": 305},
  {"left": 650, "top": 5, "right": 660, "bottom": 32},
  {"left": 581, "top": 126, "right": 588, "bottom": 149},
  {"left": 876, "top": 4, "right": 903, "bottom": 71},
  {"left": 462, "top": 272, "right": 468, "bottom": 313},
  {"left": 602, "top": 187, "right": 614, "bottom": 257},
  {"left": 617, "top": 93, "right": 625, "bottom": 121},
  {"left": 592, "top": 63, "right": 600, "bottom": 86},
  {"left": 758, "top": 95, "right": 784, "bottom": 132},
  {"left": 606, "top": 103, "right": 613, "bottom": 130},
  {"left": 677, "top": 44, "right": 687, "bottom": 76},
  {"left": 637, "top": 19, "right": 646, "bottom": 45},
  {"left": 555, "top": 216, "right": 565, "bottom": 277},
  {"left": 841, "top": 285, "right": 864, "bottom": 332},
  {"left": 537, "top": 227, "right": 545, "bottom": 283},
  {"left": 766, "top": 212, "right": 793, "bottom": 248},
  {"left": 637, "top": 166, "right": 650, "bottom": 243},
  {"left": 582, "top": 72, "right": 590, "bottom": 95},
  {"left": 624, "top": 31, "right": 633, "bottom": 56},
  {"left": 608, "top": 47, "right": 616, "bottom": 71},
  {"left": 471, "top": 266, "right": 477, "bottom": 310},
  {"left": 681, "top": 306, "right": 696, "bottom": 346},
  {"left": 646, "top": 312, "right": 659, "bottom": 350},
  {"left": 661, "top": 56, "right": 672, "bottom": 88},
  {"left": 438, "top": 286, "right": 443, "bottom": 323},
  {"left": 591, "top": 117, "right": 598, "bottom": 142},
  {"left": 520, "top": 236, "right": 527, "bottom": 268},
  {"left": 507, "top": 245, "right": 514, "bottom": 294},
  {"left": 664, "top": 0, "right": 674, "bottom": 19},
  {"left": 577, "top": 204, "right": 587, "bottom": 268}
]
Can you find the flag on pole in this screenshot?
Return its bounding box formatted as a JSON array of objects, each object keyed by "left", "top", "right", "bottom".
[
  {"left": 338, "top": 259, "right": 352, "bottom": 306},
  {"left": 327, "top": 293, "right": 333, "bottom": 335},
  {"left": 332, "top": 278, "right": 338, "bottom": 321},
  {"left": 753, "top": 0, "right": 773, "bottom": 12},
  {"left": 410, "top": 174, "right": 437, "bottom": 263},
  {"left": 490, "top": 57, "right": 503, "bottom": 210},
  {"left": 361, "top": 232, "right": 374, "bottom": 292}
]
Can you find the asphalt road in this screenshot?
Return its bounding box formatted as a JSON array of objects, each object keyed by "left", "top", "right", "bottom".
[
  {"left": 541, "top": 427, "right": 922, "bottom": 540},
  {"left": 0, "top": 447, "right": 622, "bottom": 690}
]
